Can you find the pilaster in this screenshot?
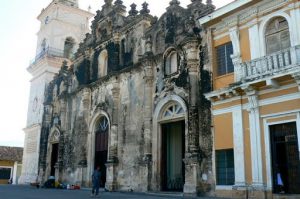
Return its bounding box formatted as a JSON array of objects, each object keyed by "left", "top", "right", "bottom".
[
  {"left": 106, "top": 77, "right": 120, "bottom": 191},
  {"left": 245, "top": 87, "right": 264, "bottom": 188},
  {"left": 182, "top": 39, "right": 202, "bottom": 195}
]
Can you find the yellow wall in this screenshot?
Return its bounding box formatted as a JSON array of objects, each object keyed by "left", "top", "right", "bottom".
[
  {"left": 214, "top": 113, "right": 234, "bottom": 150},
  {"left": 240, "top": 28, "right": 251, "bottom": 62}
]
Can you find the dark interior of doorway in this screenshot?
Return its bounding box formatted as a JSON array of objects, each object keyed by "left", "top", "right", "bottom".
[
  {"left": 50, "top": 143, "right": 59, "bottom": 176},
  {"left": 95, "top": 127, "right": 108, "bottom": 188},
  {"left": 270, "top": 122, "right": 300, "bottom": 194},
  {"left": 161, "top": 120, "right": 185, "bottom": 191}
]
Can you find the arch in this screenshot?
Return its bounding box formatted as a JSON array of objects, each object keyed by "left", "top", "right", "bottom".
[
  {"left": 87, "top": 109, "right": 111, "bottom": 186},
  {"left": 64, "top": 37, "right": 76, "bottom": 59},
  {"left": 98, "top": 50, "right": 108, "bottom": 78},
  {"left": 259, "top": 12, "right": 293, "bottom": 56},
  {"left": 152, "top": 95, "right": 188, "bottom": 191}
]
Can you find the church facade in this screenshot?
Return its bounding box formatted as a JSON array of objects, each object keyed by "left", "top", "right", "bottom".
[{"left": 33, "top": 0, "right": 216, "bottom": 196}]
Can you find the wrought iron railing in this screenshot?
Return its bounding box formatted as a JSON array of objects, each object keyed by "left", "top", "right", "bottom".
[
  {"left": 235, "top": 45, "right": 300, "bottom": 82},
  {"left": 29, "top": 47, "right": 65, "bottom": 66}
]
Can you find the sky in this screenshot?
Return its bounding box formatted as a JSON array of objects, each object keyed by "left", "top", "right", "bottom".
[{"left": 0, "top": 0, "right": 234, "bottom": 147}]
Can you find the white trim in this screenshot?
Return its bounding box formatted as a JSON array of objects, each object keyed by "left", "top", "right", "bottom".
[
  {"left": 258, "top": 11, "right": 293, "bottom": 57},
  {"left": 248, "top": 103, "right": 264, "bottom": 186},
  {"left": 212, "top": 92, "right": 300, "bottom": 116},
  {"left": 249, "top": 23, "right": 261, "bottom": 59},
  {"left": 0, "top": 166, "right": 13, "bottom": 181},
  {"left": 198, "top": 0, "right": 252, "bottom": 25},
  {"left": 211, "top": 83, "right": 298, "bottom": 106},
  {"left": 213, "top": 32, "right": 230, "bottom": 41},
  {"left": 215, "top": 185, "right": 233, "bottom": 190},
  {"left": 12, "top": 162, "right": 18, "bottom": 185},
  {"left": 232, "top": 107, "right": 246, "bottom": 186}
]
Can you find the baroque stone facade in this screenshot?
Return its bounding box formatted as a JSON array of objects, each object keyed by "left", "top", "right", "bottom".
[{"left": 38, "top": 0, "right": 215, "bottom": 195}]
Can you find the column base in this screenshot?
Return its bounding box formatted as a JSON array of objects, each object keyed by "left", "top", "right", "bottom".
[{"left": 105, "top": 162, "right": 118, "bottom": 191}]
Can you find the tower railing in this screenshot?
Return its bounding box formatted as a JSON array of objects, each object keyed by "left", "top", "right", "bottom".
[{"left": 29, "top": 47, "right": 65, "bottom": 66}]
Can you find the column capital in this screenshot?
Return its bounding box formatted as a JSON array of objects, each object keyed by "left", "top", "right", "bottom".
[{"left": 292, "top": 71, "right": 300, "bottom": 91}]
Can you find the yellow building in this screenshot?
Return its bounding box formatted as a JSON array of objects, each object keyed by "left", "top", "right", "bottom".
[
  {"left": 0, "top": 146, "right": 23, "bottom": 184},
  {"left": 199, "top": 0, "right": 300, "bottom": 198}
]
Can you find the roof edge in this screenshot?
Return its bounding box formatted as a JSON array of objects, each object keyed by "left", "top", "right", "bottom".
[{"left": 198, "top": 0, "right": 252, "bottom": 25}]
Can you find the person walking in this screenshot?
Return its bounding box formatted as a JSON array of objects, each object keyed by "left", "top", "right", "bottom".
[{"left": 91, "top": 166, "right": 101, "bottom": 197}]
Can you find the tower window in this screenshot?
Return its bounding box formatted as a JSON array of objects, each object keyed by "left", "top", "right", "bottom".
[{"left": 64, "top": 37, "right": 75, "bottom": 59}]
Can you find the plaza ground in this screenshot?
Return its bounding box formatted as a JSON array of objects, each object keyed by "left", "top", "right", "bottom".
[{"left": 0, "top": 185, "right": 225, "bottom": 199}]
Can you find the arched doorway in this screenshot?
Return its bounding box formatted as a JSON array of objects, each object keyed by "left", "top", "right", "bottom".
[
  {"left": 159, "top": 102, "right": 186, "bottom": 191},
  {"left": 94, "top": 116, "right": 109, "bottom": 187}
]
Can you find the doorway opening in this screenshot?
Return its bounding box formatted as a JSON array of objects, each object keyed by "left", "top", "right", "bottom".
[
  {"left": 94, "top": 116, "right": 109, "bottom": 188},
  {"left": 270, "top": 122, "right": 300, "bottom": 194},
  {"left": 50, "top": 143, "right": 59, "bottom": 176},
  {"left": 161, "top": 120, "right": 185, "bottom": 191}
]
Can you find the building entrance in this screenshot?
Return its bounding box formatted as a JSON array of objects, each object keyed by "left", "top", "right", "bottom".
[
  {"left": 270, "top": 122, "right": 300, "bottom": 194},
  {"left": 50, "top": 143, "right": 59, "bottom": 176},
  {"left": 161, "top": 120, "right": 185, "bottom": 191},
  {"left": 94, "top": 116, "right": 109, "bottom": 188}
]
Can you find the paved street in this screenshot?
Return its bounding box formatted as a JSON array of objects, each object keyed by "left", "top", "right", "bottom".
[{"left": 0, "top": 185, "right": 221, "bottom": 199}]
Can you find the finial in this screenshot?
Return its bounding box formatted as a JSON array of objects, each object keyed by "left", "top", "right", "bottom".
[
  {"left": 114, "top": 0, "right": 123, "bottom": 5},
  {"left": 169, "top": 0, "right": 180, "bottom": 6},
  {"left": 104, "top": 0, "right": 113, "bottom": 5},
  {"left": 88, "top": 5, "right": 91, "bottom": 12},
  {"left": 129, "top": 3, "right": 138, "bottom": 16},
  {"left": 140, "top": 2, "right": 150, "bottom": 15},
  {"left": 206, "top": 0, "right": 212, "bottom": 5}
]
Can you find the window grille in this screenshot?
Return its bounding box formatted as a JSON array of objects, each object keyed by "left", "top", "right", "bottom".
[
  {"left": 216, "top": 149, "right": 235, "bottom": 185},
  {"left": 216, "top": 42, "right": 234, "bottom": 76}
]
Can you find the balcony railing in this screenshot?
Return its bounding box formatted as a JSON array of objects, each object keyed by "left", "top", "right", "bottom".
[
  {"left": 236, "top": 45, "right": 300, "bottom": 82},
  {"left": 29, "top": 47, "right": 65, "bottom": 66}
]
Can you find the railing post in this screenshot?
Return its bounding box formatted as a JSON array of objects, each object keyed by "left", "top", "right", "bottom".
[{"left": 290, "top": 46, "right": 297, "bottom": 65}]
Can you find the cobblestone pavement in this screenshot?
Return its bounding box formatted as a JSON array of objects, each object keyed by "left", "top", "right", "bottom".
[{"left": 0, "top": 185, "right": 221, "bottom": 199}]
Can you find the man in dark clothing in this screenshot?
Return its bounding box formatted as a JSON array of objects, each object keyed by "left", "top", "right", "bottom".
[{"left": 91, "top": 166, "right": 101, "bottom": 197}]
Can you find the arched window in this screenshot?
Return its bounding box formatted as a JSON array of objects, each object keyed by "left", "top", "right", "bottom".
[
  {"left": 98, "top": 50, "right": 108, "bottom": 78},
  {"left": 265, "top": 17, "right": 290, "bottom": 55},
  {"left": 64, "top": 37, "right": 75, "bottom": 59},
  {"left": 161, "top": 102, "right": 185, "bottom": 121},
  {"left": 165, "top": 51, "right": 178, "bottom": 75}
]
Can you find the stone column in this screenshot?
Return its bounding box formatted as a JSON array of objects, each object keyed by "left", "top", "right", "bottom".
[
  {"left": 142, "top": 38, "right": 155, "bottom": 191},
  {"left": 38, "top": 104, "right": 53, "bottom": 183},
  {"left": 182, "top": 39, "right": 201, "bottom": 195},
  {"left": 81, "top": 88, "right": 90, "bottom": 185},
  {"left": 106, "top": 77, "right": 120, "bottom": 191},
  {"left": 245, "top": 87, "right": 264, "bottom": 196}
]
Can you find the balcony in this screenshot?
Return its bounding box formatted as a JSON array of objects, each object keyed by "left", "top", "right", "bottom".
[
  {"left": 236, "top": 45, "right": 300, "bottom": 83},
  {"left": 29, "top": 47, "right": 65, "bottom": 66}
]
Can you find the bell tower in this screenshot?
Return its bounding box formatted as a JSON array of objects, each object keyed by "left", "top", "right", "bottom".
[{"left": 19, "top": 0, "right": 93, "bottom": 184}]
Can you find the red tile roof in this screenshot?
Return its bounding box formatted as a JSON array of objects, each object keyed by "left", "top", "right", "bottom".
[{"left": 0, "top": 146, "right": 23, "bottom": 162}]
